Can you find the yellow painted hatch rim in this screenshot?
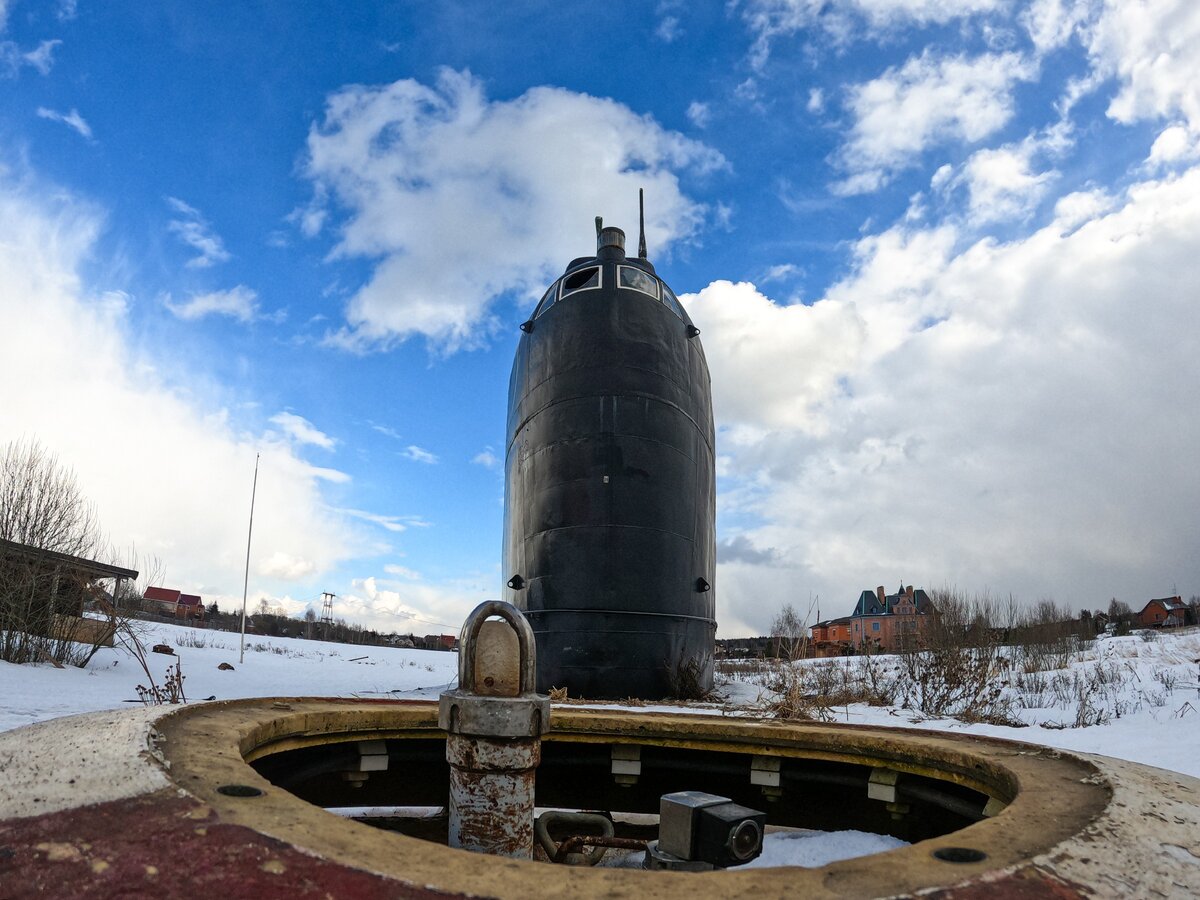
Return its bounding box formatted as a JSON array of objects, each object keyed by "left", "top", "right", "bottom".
[{"left": 154, "top": 697, "right": 1110, "bottom": 900}]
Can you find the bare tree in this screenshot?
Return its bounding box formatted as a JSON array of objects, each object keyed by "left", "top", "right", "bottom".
[
  {"left": 0, "top": 439, "right": 108, "bottom": 663},
  {"left": 0, "top": 438, "right": 102, "bottom": 555},
  {"left": 771, "top": 598, "right": 816, "bottom": 661}
]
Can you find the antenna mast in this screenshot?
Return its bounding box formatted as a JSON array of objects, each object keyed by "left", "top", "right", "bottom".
[{"left": 638, "top": 188, "right": 647, "bottom": 258}]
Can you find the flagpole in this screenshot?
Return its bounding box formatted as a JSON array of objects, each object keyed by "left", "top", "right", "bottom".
[{"left": 239, "top": 452, "right": 260, "bottom": 665}]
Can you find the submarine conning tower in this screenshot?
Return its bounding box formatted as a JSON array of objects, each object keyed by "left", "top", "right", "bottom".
[{"left": 503, "top": 214, "right": 716, "bottom": 699}]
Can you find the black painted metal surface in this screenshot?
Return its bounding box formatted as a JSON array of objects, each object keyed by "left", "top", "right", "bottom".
[{"left": 503, "top": 228, "right": 716, "bottom": 699}]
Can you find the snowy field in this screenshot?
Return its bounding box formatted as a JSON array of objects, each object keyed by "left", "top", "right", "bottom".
[
  {"left": 3, "top": 621, "right": 1199, "bottom": 777},
  {"left": 3, "top": 621, "right": 1199, "bottom": 869},
  {"left": 730, "top": 628, "right": 1200, "bottom": 780},
  {"left": 0, "top": 622, "right": 460, "bottom": 733}
]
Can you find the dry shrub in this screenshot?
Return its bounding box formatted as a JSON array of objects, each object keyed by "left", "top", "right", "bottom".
[
  {"left": 136, "top": 659, "right": 187, "bottom": 706},
  {"left": 897, "top": 590, "right": 1023, "bottom": 726},
  {"left": 759, "top": 656, "right": 896, "bottom": 721},
  {"left": 669, "top": 656, "right": 715, "bottom": 701},
  {"left": 716, "top": 657, "right": 772, "bottom": 680}
]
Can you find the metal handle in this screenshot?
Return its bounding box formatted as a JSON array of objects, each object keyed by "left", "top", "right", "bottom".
[{"left": 457, "top": 600, "right": 537, "bottom": 694}]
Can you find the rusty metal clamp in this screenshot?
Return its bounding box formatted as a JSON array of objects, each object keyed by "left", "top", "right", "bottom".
[
  {"left": 535, "top": 811, "right": 615, "bottom": 866},
  {"left": 457, "top": 600, "right": 539, "bottom": 696},
  {"left": 439, "top": 600, "right": 549, "bottom": 739}
]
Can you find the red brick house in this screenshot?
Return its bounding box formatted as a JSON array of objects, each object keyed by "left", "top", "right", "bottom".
[
  {"left": 811, "top": 584, "right": 934, "bottom": 656},
  {"left": 143, "top": 586, "right": 205, "bottom": 621},
  {"left": 1136, "top": 596, "right": 1192, "bottom": 629}
]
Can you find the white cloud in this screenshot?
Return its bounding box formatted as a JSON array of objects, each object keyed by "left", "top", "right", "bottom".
[
  {"left": 36, "top": 106, "right": 92, "bottom": 140},
  {"left": 56, "top": 0, "right": 77, "bottom": 22},
  {"left": 943, "top": 141, "right": 1058, "bottom": 225},
  {"left": 835, "top": 51, "right": 1037, "bottom": 194},
  {"left": 686, "top": 101, "right": 710, "bottom": 129},
  {"left": 301, "top": 69, "right": 724, "bottom": 351},
  {"left": 338, "top": 574, "right": 492, "bottom": 636},
  {"left": 761, "top": 263, "right": 804, "bottom": 283},
  {"left": 1019, "top": 0, "right": 1090, "bottom": 52},
  {"left": 1, "top": 39, "right": 61, "bottom": 77},
  {"left": 163, "top": 285, "right": 261, "bottom": 323},
  {"left": 383, "top": 563, "right": 421, "bottom": 579},
  {"left": 339, "top": 509, "right": 425, "bottom": 533},
  {"left": 166, "top": 196, "right": 231, "bottom": 268},
  {"left": 258, "top": 551, "right": 318, "bottom": 581},
  {"left": 1087, "top": 0, "right": 1200, "bottom": 129},
  {"left": 369, "top": 422, "right": 402, "bottom": 440},
  {"left": 1029, "top": 1, "right": 1200, "bottom": 134},
  {"left": 0, "top": 176, "right": 365, "bottom": 595},
  {"left": 1051, "top": 188, "right": 1114, "bottom": 230},
  {"left": 699, "top": 164, "right": 1200, "bottom": 632},
  {"left": 22, "top": 40, "right": 59, "bottom": 75},
  {"left": 742, "top": 0, "right": 1009, "bottom": 66},
  {"left": 1147, "top": 124, "right": 1200, "bottom": 168},
  {"left": 683, "top": 281, "right": 866, "bottom": 435},
  {"left": 806, "top": 88, "right": 824, "bottom": 114},
  {"left": 402, "top": 445, "right": 438, "bottom": 465},
  {"left": 656, "top": 1, "right": 684, "bottom": 42},
  {"left": 734, "top": 77, "right": 760, "bottom": 105},
  {"left": 471, "top": 447, "right": 499, "bottom": 469},
  {"left": 270, "top": 411, "right": 336, "bottom": 449}
]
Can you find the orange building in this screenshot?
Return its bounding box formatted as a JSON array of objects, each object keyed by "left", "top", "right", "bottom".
[
  {"left": 1136, "top": 596, "right": 1192, "bottom": 629},
  {"left": 143, "top": 586, "right": 205, "bottom": 621},
  {"left": 811, "top": 584, "right": 933, "bottom": 656}
]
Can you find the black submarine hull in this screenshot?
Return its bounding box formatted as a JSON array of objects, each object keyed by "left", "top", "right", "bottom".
[{"left": 503, "top": 238, "right": 715, "bottom": 699}]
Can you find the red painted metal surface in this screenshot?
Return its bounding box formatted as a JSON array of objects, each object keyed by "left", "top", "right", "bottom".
[
  {"left": 922, "top": 865, "right": 1090, "bottom": 898},
  {"left": 0, "top": 792, "right": 448, "bottom": 899}
]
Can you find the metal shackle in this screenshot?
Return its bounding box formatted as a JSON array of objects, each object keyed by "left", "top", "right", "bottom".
[{"left": 457, "top": 600, "right": 538, "bottom": 695}]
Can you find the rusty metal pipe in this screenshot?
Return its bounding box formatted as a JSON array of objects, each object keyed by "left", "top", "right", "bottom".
[
  {"left": 445, "top": 735, "right": 541, "bottom": 856},
  {"left": 439, "top": 601, "right": 550, "bottom": 858},
  {"left": 552, "top": 835, "right": 650, "bottom": 865}
]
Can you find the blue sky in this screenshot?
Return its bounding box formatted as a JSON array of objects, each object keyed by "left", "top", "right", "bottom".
[{"left": 2, "top": 0, "right": 1199, "bottom": 637}]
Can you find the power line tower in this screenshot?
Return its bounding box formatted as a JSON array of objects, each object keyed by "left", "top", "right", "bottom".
[{"left": 320, "top": 592, "right": 335, "bottom": 639}]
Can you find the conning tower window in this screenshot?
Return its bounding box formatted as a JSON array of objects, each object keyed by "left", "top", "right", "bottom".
[
  {"left": 661, "top": 284, "right": 686, "bottom": 320},
  {"left": 618, "top": 265, "right": 660, "bottom": 299},
  {"left": 559, "top": 265, "right": 601, "bottom": 299},
  {"left": 532, "top": 283, "right": 558, "bottom": 319}
]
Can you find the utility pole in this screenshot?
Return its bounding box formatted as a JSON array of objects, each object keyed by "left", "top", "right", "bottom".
[
  {"left": 321, "top": 591, "right": 335, "bottom": 640},
  {"left": 238, "top": 453, "right": 260, "bottom": 665}
]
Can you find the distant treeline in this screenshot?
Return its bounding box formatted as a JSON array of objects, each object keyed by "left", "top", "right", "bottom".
[
  {"left": 153, "top": 603, "right": 459, "bottom": 651},
  {"left": 719, "top": 597, "right": 1200, "bottom": 660}
]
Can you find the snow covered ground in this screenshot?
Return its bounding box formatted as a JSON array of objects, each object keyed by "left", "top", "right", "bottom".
[
  {"left": 3, "top": 621, "right": 1199, "bottom": 777},
  {"left": 742, "top": 629, "right": 1200, "bottom": 780},
  {"left": 3, "top": 621, "right": 1198, "bottom": 869},
  {"left": 0, "top": 623, "right": 460, "bottom": 733}
]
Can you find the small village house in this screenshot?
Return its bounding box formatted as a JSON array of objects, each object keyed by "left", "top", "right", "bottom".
[
  {"left": 810, "top": 584, "right": 935, "bottom": 656},
  {"left": 143, "top": 586, "right": 205, "bottom": 621},
  {"left": 1136, "top": 596, "right": 1193, "bottom": 629}
]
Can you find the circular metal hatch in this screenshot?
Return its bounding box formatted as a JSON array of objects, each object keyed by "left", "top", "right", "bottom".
[{"left": 2, "top": 698, "right": 1198, "bottom": 898}]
